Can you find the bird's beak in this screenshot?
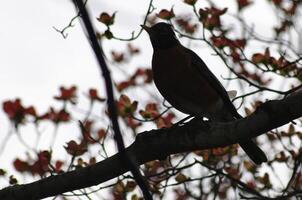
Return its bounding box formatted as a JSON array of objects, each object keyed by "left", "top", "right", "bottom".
[{"left": 140, "top": 24, "right": 151, "bottom": 33}]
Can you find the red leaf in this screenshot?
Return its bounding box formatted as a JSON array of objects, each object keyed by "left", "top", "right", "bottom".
[
  {"left": 237, "top": 0, "right": 253, "bottom": 10},
  {"left": 88, "top": 88, "right": 105, "bottom": 102},
  {"left": 3, "top": 99, "right": 23, "bottom": 119},
  {"left": 200, "top": 7, "right": 227, "bottom": 30},
  {"left": 224, "top": 166, "right": 241, "bottom": 179},
  {"left": 211, "top": 37, "right": 228, "bottom": 49},
  {"left": 139, "top": 103, "right": 159, "bottom": 119},
  {"left": 44, "top": 108, "right": 70, "bottom": 124},
  {"left": 125, "top": 117, "right": 142, "bottom": 130},
  {"left": 127, "top": 43, "right": 140, "bottom": 55},
  {"left": 272, "top": 0, "right": 282, "bottom": 5},
  {"left": 55, "top": 161, "right": 64, "bottom": 173},
  {"left": 183, "top": 0, "right": 197, "bottom": 5},
  {"left": 176, "top": 18, "right": 198, "bottom": 34},
  {"left": 252, "top": 53, "right": 265, "bottom": 63},
  {"left": 25, "top": 106, "right": 37, "bottom": 117},
  {"left": 13, "top": 159, "right": 30, "bottom": 173},
  {"left": 97, "top": 12, "right": 116, "bottom": 26},
  {"left": 64, "top": 140, "right": 87, "bottom": 156},
  {"left": 257, "top": 173, "right": 271, "bottom": 188},
  {"left": 246, "top": 181, "right": 256, "bottom": 189},
  {"left": 156, "top": 113, "right": 175, "bottom": 128},
  {"left": 116, "top": 81, "right": 133, "bottom": 92},
  {"left": 111, "top": 51, "right": 124, "bottom": 63},
  {"left": 54, "top": 86, "right": 77, "bottom": 104},
  {"left": 2, "top": 99, "right": 36, "bottom": 126},
  {"left": 97, "top": 129, "right": 107, "bottom": 140},
  {"left": 231, "top": 50, "right": 241, "bottom": 63},
  {"left": 157, "top": 8, "right": 175, "bottom": 20},
  {"left": 117, "top": 95, "right": 138, "bottom": 117},
  {"left": 30, "top": 151, "right": 51, "bottom": 175}
]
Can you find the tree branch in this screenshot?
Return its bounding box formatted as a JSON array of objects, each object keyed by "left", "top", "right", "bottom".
[
  {"left": 72, "top": 0, "right": 152, "bottom": 199},
  {"left": 1, "top": 92, "right": 302, "bottom": 199}
]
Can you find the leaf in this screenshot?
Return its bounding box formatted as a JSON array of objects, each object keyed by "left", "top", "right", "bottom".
[
  {"left": 31, "top": 151, "right": 52, "bottom": 176},
  {"left": 209, "top": 7, "right": 228, "bottom": 16},
  {"left": 224, "top": 167, "right": 241, "bottom": 179},
  {"left": 117, "top": 94, "right": 138, "bottom": 117},
  {"left": 116, "top": 81, "right": 132, "bottom": 92},
  {"left": 264, "top": 48, "right": 271, "bottom": 62},
  {"left": 114, "top": 181, "right": 125, "bottom": 194},
  {"left": 275, "top": 151, "right": 288, "bottom": 162},
  {"left": 97, "top": 129, "right": 107, "bottom": 140},
  {"left": 183, "top": 0, "right": 198, "bottom": 6},
  {"left": 139, "top": 103, "right": 158, "bottom": 119},
  {"left": 89, "top": 157, "right": 96, "bottom": 165},
  {"left": 243, "top": 160, "right": 256, "bottom": 172},
  {"left": 157, "top": 8, "right": 175, "bottom": 20},
  {"left": 127, "top": 43, "right": 140, "bottom": 55},
  {"left": 125, "top": 181, "right": 137, "bottom": 192},
  {"left": 46, "top": 108, "right": 70, "bottom": 124},
  {"left": 252, "top": 48, "right": 276, "bottom": 67},
  {"left": 9, "top": 175, "right": 18, "bottom": 185},
  {"left": 2, "top": 99, "right": 37, "bottom": 126},
  {"left": 237, "top": 0, "right": 253, "bottom": 10},
  {"left": 156, "top": 113, "right": 175, "bottom": 128},
  {"left": 257, "top": 173, "right": 271, "bottom": 188},
  {"left": 13, "top": 159, "right": 30, "bottom": 172},
  {"left": 104, "top": 29, "right": 113, "bottom": 39},
  {"left": 176, "top": 18, "right": 198, "bottom": 34},
  {"left": 231, "top": 50, "right": 241, "bottom": 63},
  {"left": 227, "top": 90, "right": 237, "bottom": 99},
  {"left": 111, "top": 51, "right": 124, "bottom": 63},
  {"left": 244, "top": 107, "right": 253, "bottom": 116},
  {"left": 64, "top": 140, "right": 87, "bottom": 156},
  {"left": 211, "top": 37, "right": 227, "bottom": 49},
  {"left": 54, "top": 86, "right": 77, "bottom": 104},
  {"left": 24, "top": 106, "right": 37, "bottom": 116},
  {"left": 252, "top": 53, "right": 265, "bottom": 63},
  {"left": 97, "top": 12, "right": 116, "bottom": 26},
  {"left": 246, "top": 181, "right": 256, "bottom": 189},
  {"left": 212, "top": 147, "right": 227, "bottom": 155},
  {"left": 272, "top": 0, "right": 282, "bottom": 5},
  {"left": 0, "top": 169, "right": 6, "bottom": 176},
  {"left": 88, "top": 88, "right": 105, "bottom": 102},
  {"left": 288, "top": 123, "right": 295, "bottom": 134},
  {"left": 55, "top": 161, "right": 64, "bottom": 173},
  {"left": 175, "top": 173, "right": 188, "bottom": 182},
  {"left": 125, "top": 117, "right": 142, "bottom": 130}
]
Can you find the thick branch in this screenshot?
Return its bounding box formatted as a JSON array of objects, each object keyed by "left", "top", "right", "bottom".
[{"left": 1, "top": 93, "right": 302, "bottom": 199}]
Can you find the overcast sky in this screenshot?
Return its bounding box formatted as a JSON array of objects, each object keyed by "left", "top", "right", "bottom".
[{"left": 0, "top": 0, "right": 290, "bottom": 197}]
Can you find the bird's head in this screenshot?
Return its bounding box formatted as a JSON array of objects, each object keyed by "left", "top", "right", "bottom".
[{"left": 141, "top": 22, "right": 179, "bottom": 49}]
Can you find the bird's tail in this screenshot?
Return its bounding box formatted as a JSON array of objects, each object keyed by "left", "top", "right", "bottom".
[
  {"left": 223, "top": 109, "right": 267, "bottom": 165},
  {"left": 239, "top": 140, "right": 267, "bottom": 165}
]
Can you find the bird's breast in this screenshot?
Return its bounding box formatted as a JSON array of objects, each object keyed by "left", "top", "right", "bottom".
[{"left": 152, "top": 46, "right": 221, "bottom": 115}]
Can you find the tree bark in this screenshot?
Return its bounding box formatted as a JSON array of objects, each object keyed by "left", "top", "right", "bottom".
[{"left": 1, "top": 92, "right": 302, "bottom": 200}]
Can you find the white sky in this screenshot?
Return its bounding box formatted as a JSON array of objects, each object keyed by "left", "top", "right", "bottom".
[{"left": 0, "top": 0, "right": 296, "bottom": 198}]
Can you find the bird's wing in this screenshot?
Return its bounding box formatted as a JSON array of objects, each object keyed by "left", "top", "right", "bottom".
[{"left": 184, "top": 47, "right": 242, "bottom": 119}]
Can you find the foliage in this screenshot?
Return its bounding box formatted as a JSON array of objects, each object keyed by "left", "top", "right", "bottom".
[{"left": 1, "top": 0, "right": 302, "bottom": 199}]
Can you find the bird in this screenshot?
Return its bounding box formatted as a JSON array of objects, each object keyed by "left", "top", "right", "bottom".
[{"left": 141, "top": 22, "right": 267, "bottom": 164}]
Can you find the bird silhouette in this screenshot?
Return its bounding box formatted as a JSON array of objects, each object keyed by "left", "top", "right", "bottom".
[{"left": 142, "top": 22, "right": 267, "bottom": 164}]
